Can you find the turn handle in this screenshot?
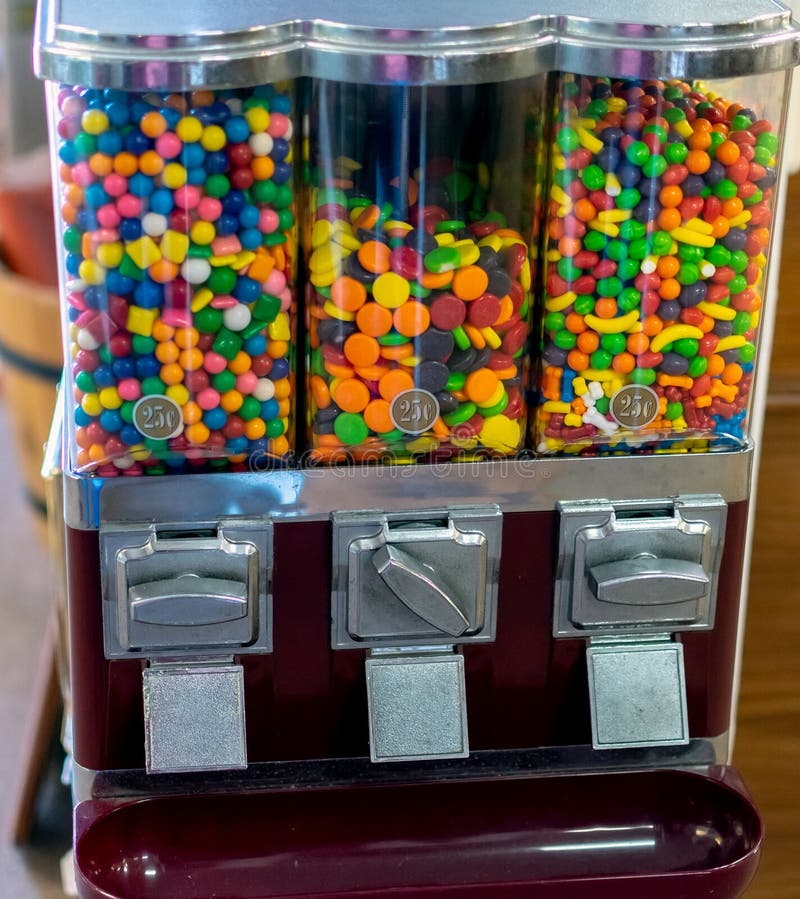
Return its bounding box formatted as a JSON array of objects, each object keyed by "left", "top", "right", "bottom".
[
  {"left": 129, "top": 575, "right": 248, "bottom": 626},
  {"left": 372, "top": 544, "right": 470, "bottom": 637},
  {"left": 588, "top": 557, "right": 709, "bottom": 606}
]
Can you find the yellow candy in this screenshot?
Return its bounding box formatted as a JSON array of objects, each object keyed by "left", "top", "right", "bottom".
[
  {"left": 245, "top": 107, "right": 270, "bottom": 133},
  {"left": 166, "top": 384, "right": 190, "bottom": 407},
  {"left": 200, "top": 125, "right": 226, "bottom": 151},
  {"left": 434, "top": 232, "right": 455, "bottom": 247},
  {"left": 233, "top": 251, "right": 256, "bottom": 271},
  {"left": 81, "top": 393, "right": 102, "bottom": 416},
  {"left": 479, "top": 327, "right": 502, "bottom": 350},
  {"left": 311, "top": 220, "right": 334, "bottom": 248},
  {"left": 715, "top": 335, "right": 747, "bottom": 353},
  {"left": 190, "top": 221, "right": 215, "bottom": 246},
  {"left": 674, "top": 119, "right": 694, "bottom": 139},
  {"left": 477, "top": 235, "right": 503, "bottom": 252},
  {"left": 78, "top": 259, "right": 106, "bottom": 285},
  {"left": 160, "top": 230, "right": 190, "bottom": 265},
  {"left": 596, "top": 208, "right": 631, "bottom": 224},
  {"left": 580, "top": 369, "right": 617, "bottom": 382},
  {"left": 162, "top": 163, "right": 187, "bottom": 189},
  {"left": 452, "top": 240, "right": 481, "bottom": 267},
  {"left": 126, "top": 305, "right": 158, "bottom": 337},
  {"left": 583, "top": 310, "right": 640, "bottom": 334},
  {"left": 477, "top": 383, "right": 506, "bottom": 409},
  {"left": 322, "top": 299, "right": 355, "bottom": 321},
  {"left": 650, "top": 324, "right": 704, "bottom": 354},
  {"left": 520, "top": 258, "right": 532, "bottom": 291},
  {"left": 209, "top": 254, "right": 238, "bottom": 267},
  {"left": 588, "top": 219, "right": 620, "bottom": 237},
  {"left": 577, "top": 127, "right": 603, "bottom": 154},
  {"left": 99, "top": 387, "right": 122, "bottom": 410},
  {"left": 697, "top": 301, "right": 736, "bottom": 321},
  {"left": 309, "top": 243, "right": 344, "bottom": 273},
  {"left": 564, "top": 413, "right": 583, "bottom": 428},
  {"left": 551, "top": 185, "right": 572, "bottom": 206},
  {"left": 176, "top": 116, "right": 203, "bottom": 143},
  {"left": 546, "top": 291, "right": 577, "bottom": 312},
  {"left": 670, "top": 227, "right": 714, "bottom": 248},
  {"left": 479, "top": 415, "right": 520, "bottom": 452},
  {"left": 332, "top": 230, "right": 362, "bottom": 252},
  {"left": 542, "top": 401, "right": 571, "bottom": 414},
  {"left": 268, "top": 313, "right": 291, "bottom": 342},
  {"left": 727, "top": 211, "right": 752, "bottom": 228},
  {"left": 684, "top": 217, "right": 714, "bottom": 236},
  {"left": 372, "top": 272, "right": 410, "bottom": 308},
  {"left": 96, "top": 242, "right": 123, "bottom": 268},
  {"left": 405, "top": 435, "right": 439, "bottom": 454},
  {"left": 190, "top": 288, "right": 214, "bottom": 312}
]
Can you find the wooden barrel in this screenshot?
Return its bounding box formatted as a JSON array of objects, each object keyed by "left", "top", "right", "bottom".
[{"left": 0, "top": 271, "right": 62, "bottom": 533}]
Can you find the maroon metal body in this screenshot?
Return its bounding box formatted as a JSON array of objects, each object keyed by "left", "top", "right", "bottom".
[
  {"left": 73, "top": 768, "right": 761, "bottom": 898},
  {"left": 66, "top": 502, "right": 750, "bottom": 772}
]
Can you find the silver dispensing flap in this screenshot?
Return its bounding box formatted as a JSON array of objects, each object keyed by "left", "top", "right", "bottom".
[{"left": 35, "top": 0, "right": 800, "bottom": 89}]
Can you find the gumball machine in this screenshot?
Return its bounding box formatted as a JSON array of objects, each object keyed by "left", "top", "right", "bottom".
[{"left": 34, "top": 1, "right": 799, "bottom": 897}]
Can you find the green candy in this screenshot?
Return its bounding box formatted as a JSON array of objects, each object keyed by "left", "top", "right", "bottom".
[
  {"left": 212, "top": 328, "right": 244, "bottom": 360},
  {"left": 706, "top": 245, "right": 732, "bottom": 267},
  {"left": 378, "top": 333, "right": 411, "bottom": 347},
  {"left": 673, "top": 338, "right": 699, "bottom": 358},
  {"left": 677, "top": 263, "right": 700, "bottom": 286},
  {"left": 651, "top": 231, "right": 673, "bottom": 256},
  {"left": 581, "top": 165, "right": 605, "bottom": 191},
  {"left": 204, "top": 174, "right": 230, "bottom": 198},
  {"left": 629, "top": 368, "right": 656, "bottom": 386},
  {"left": 75, "top": 371, "right": 95, "bottom": 392},
  {"left": 626, "top": 141, "right": 650, "bottom": 166},
  {"left": 253, "top": 293, "right": 281, "bottom": 323},
  {"left": 729, "top": 250, "right": 748, "bottom": 273},
  {"left": 424, "top": 246, "right": 461, "bottom": 273},
  {"left": 251, "top": 180, "right": 277, "bottom": 204},
  {"left": 266, "top": 418, "right": 285, "bottom": 438},
  {"left": 664, "top": 142, "right": 688, "bottom": 164},
  {"left": 574, "top": 295, "right": 595, "bottom": 315},
  {"left": 688, "top": 356, "right": 708, "bottom": 377},
  {"left": 478, "top": 392, "right": 510, "bottom": 417},
  {"left": 334, "top": 412, "right": 369, "bottom": 445},
  {"left": 583, "top": 230, "right": 607, "bottom": 252},
  {"left": 544, "top": 312, "right": 565, "bottom": 333},
  {"left": 617, "top": 258, "right": 641, "bottom": 281},
  {"left": 239, "top": 396, "right": 261, "bottom": 421},
  {"left": 554, "top": 329, "right": 577, "bottom": 350},
  {"left": 666, "top": 401, "right": 684, "bottom": 421},
  {"left": 131, "top": 335, "right": 156, "bottom": 355},
  {"left": 733, "top": 311, "right": 753, "bottom": 335},
  {"left": 590, "top": 349, "right": 613, "bottom": 370},
  {"left": 212, "top": 370, "right": 237, "bottom": 392},
  {"left": 596, "top": 276, "right": 622, "bottom": 297},
  {"left": 617, "top": 188, "right": 641, "bottom": 210},
  {"left": 141, "top": 376, "right": 166, "bottom": 396},
  {"left": 605, "top": 239, "right": 629, "bottom": 262},
  {"left": 556, "top": 127, "right": 580, "bottom": 153},
  {"left": 600, "top": 333, "right": 627, "bottom": 355},
  {"left": 445, "top": 372, "right": 467, "bottom": 392},
  {"left": 207, "top": 266, "right": 237, "bottom": 295},
  {"left": 195, "top": 306, "right": 224, "bottom": 333},
  {"left": 739, "top": 343, "right": 756, "bottom": 363},
  {"left": 63, "top": 226, "right": 83, "bottom": 253},
  {"left": 435, "top": 219, "right": 466, "bottom": 234},
  {"left": 443, "top": 172, "right": 473, "bottom": 203},
  {"left": 641, "top": 155, "right": 667, "bottom": 178},
  {"left": 443, "top": 403, "right": 477, "bottom": 426},
  {"left": 618, "top": 219, "right": 646, "bottom": 241},
  {"left": 713, "top": 179, "right": 738, "bottom": 200},
  {"left": 618, "top": 287, "right": 641, "bottom": 312}
]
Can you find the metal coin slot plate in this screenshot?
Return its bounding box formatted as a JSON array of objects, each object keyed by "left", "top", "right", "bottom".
[
  {"left": 554, "top": 495, "right": 726, "bottom": 638},
  {"left": 331, "top": 506, "right": 502, "bottom": 649},
  {"left": 587, "top": 636, "right": 689, "bottom": 750},
  {"left": 143, "top": 660, "right": 247, "bottom": 774},
  {"left": 101, "top": 519, "right": 272, "bottom": 659},
  {"left": 366, "top": 649, "right": 469, "bottom": 763}
]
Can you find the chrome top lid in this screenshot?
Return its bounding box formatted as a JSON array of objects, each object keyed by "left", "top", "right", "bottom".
[{"left": 34, "top": 0, "right": 800, "bottom": 89}]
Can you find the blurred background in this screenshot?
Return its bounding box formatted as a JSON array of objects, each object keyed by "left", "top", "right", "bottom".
[{"left": 0, "top": 0, "right": 797, "bottom": 896}]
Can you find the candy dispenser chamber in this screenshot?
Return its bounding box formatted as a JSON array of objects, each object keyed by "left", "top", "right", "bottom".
[
  {"left": 305, "top": 77, "right": 545, "bottom": 461},
  {"left": 48, "top": 80, "right": 298, "bottom": 474},
  {"left": 534, "top": 70, "right": 790, "bottom": 455},
  {"left": 33, "top": 1, "right": 799, "bottom": 897}
]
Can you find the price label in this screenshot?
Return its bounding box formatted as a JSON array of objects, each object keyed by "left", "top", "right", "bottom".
[
  {"left": 609, "top": 384, "right": 660, "bottom": 430},
  {"left": 133, "top": 395, "right": 184, "bottom": 440},
  {"left": 389, "top": 388, "right": 440, "bottom": 435}
]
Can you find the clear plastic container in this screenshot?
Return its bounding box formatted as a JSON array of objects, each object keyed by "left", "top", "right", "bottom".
[
  {"left": 304, "top": 78, "right": 546, "bottom": 463},
  {"left": 49, "top": 83, "right": 297, "bottom": 475},
  {"left": 533, "top": 72, "right": 790, "bottom": 455}
]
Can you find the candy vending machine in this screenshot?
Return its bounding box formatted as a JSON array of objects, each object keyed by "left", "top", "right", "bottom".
[{"left": 34, "top": 1, "right": 799, "bottom": 896}]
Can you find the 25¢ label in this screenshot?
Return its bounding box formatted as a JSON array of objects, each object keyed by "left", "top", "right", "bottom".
[
  {"left": 389, "top": 388, "right": 440, "bottom": 435},
  {"left": 133, "top": 395, "right": 184, "bottom": 440},
  {"left": 609, "top": 384, "right": 659, "bottom": 430}
]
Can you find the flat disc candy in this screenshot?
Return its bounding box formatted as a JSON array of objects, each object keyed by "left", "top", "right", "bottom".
[
  {"left": 416, "top": 360, "right": 451, "bottom": 393},
  {"left": 417, "top": 327, "right": 455, "bottom": 361},
  {"left": 424, "top": 245, "right": 461, "bottom": 273},
  {"left": 468, "top": 293, "right": 502, "bottom": 328},
  {"left": 430, "top": 293, "right": 466, "bottom": 330}
]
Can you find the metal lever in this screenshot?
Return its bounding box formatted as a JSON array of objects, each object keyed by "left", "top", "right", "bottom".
[
  {"left": 130, "top": 575, "right": 248, "bottom": 627},
  {"left": 589, "top": 556, "right": 709, "bottom": 606},
  {"left": 372, "top": 544, "right": 470, "bottom": 637}
]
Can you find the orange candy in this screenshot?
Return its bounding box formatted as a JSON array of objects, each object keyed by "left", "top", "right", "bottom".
[
  {"left": 333, "top": 378, "right": 370, "bottom": 414},
  {"left": 594, "top": 298, "right": 618, "bottom": 319},
  {"left": 330, "top": 276, "right": 367, "bottom": 312},
  {"left": 393, "top": 301, "right": 430, "bottom": 337},
  {"left": 358, "top": 241, "right": 391, "bottom": 274},
  {"left": 311, "top": 375, "right": 331, "bottom": 410},
  {"left": 657, "top": 208, "right": 681, "bottom": 231},
  {"left": 452, "top": 265, "right": 489, "bottom": 301},
  {"left": 715, "top": 140, "right": 741, "bottom": 166},
  {"left": 353, "top": 204, "right": 380, "bottom": 231},
  {"left": 626, "top": 332, "right": 650, "bottom": 355},
  {"left": 344, "top": 332, "right": 381, "bottom": 367},
  {"left": 464, "top": 369, "right": 499, "bottom": 404},
  {"left": 378, "top": 368, "right": 414, "bottom": 400},
  {"left": 364, "top": 399, "right": 394, "bottom": 433},
  {"left": 356, "top": 302, "right": 393, "bottom": 337},
  {"left": 567, "top": 350, "right": 590, "bottom": 371},
  {"left": 577, "top": 330, "right": 600, "bottom": 354},
  {"left": 659, "top": 185, "right": 683, "bottom": 208},
  {"left": 685, "top": 150, "right": 711, "bottom": 175}
]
